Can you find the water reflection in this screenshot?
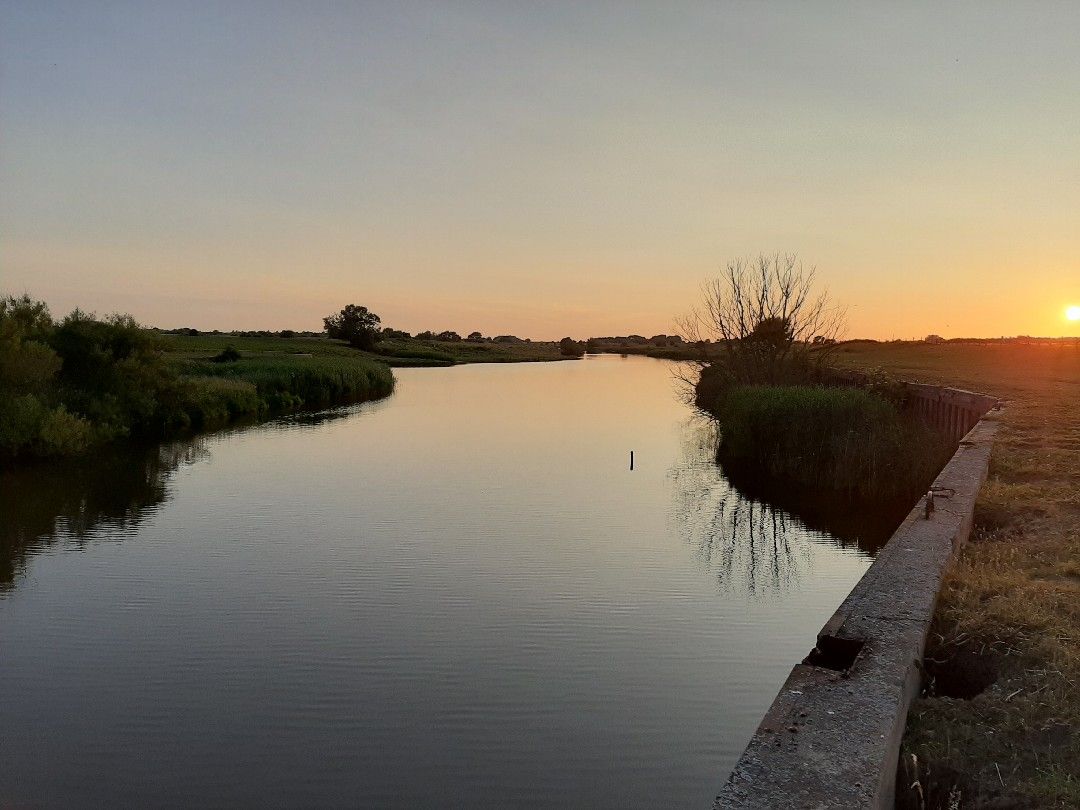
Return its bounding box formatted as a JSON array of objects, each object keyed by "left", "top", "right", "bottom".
[
  {"left": 0, "top": 408, "right": 369, "bottom": 592},
  {"left": 717, "top": 450, "right": 909, "bottom": 555},
  {"left": 0, "top": 441, "right": 199, "bottom": 591},
  {"left": 668, "top": 418, "right": 813, "bottom": 595},
  {"left": 668, "top": 414, "right": 905, "bottom": 596},
  {"left": 0, "top": 358, "right": 876, "bottom": 809}
]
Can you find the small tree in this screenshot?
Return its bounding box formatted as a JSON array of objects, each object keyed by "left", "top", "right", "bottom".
[
  {"left": 679, "top": 254, "right": 845, "bottom": 398},
  {"left": 559, "top": 337, "right": 585, "bottom": 357},
  {"left": 323, "top": 304, "right": 381, "bottom": 351}
]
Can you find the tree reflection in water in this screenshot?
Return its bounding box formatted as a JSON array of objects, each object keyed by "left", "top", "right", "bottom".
[
  {"left": 0, "top": 407, "right": 363, "bottom": 592},
  {"left": 0, "top": 439, "right": 208, "bottom": 591},
  {"left": 668, "top": 415, "right": 905, "bottom": 596}
]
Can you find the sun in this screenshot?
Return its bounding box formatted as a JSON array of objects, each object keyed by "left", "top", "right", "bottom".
[{"left": 1068, "top": 305, "right": 1080, "bottom": 322}]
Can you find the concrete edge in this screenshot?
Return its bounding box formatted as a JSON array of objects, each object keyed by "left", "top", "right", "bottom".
[{"left": 713, "top": 406, "right": 1001, "bottom": 809}]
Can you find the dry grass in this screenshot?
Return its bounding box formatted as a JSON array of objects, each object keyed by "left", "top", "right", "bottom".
[{"left": 833, "top": 341, "right": 1080, "bottom": 808}]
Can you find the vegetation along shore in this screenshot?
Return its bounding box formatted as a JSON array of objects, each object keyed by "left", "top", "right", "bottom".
[{"left": 0, "top": 295, "right": 580, "bottom": 462}]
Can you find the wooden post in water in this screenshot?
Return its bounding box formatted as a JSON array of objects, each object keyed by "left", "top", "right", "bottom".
[{"left": 630, "top": 450, "right": 634, "bottom": 471}]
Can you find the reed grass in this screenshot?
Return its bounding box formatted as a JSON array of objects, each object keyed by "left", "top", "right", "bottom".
[
  {"left": 180, "top": 354, "right": 394, "bottom": 414},
  {"left": 712, "top": 384, "right": 952, "bottom": 499}
]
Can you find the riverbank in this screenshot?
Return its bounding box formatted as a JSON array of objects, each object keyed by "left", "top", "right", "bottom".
[
  {"left": 831, "top": 340, "right": 1080, "bottom": 808},
  {"left": 0, "top": 298, "right": 585, "bottom": 463},
  {"left": 0, "top": 298, "right": 396, "bottom": 461}
]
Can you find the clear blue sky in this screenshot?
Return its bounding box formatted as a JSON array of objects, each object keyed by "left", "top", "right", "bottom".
[{"left": 2, "top": 2, "right": 1078, "bottom": 338}]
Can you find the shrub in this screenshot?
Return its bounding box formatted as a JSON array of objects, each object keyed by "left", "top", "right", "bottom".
[
  {"left": 211, "top": 345, "right": 241, "bottom": 363},
  {"left": 559, "top": 337, "right": 585, "bottom": 357},
  {"left": 323, "top": 304, "right": 381, "bottom": 350},
  {"left": 49, "top": 311, "right": 173, "bottom": 435},
  {"left": 35, "top": 405, "right": 95, "bottom": 455}
]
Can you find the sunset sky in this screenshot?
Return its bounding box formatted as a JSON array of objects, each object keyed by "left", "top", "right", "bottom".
[{"left": 2, "top": 2, "right": 1078, "bottom": 339}]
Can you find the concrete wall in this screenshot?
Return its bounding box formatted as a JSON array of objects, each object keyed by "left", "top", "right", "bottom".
[
  {"left": 714, "top": 389, "right": 1001, "bottom": 809},
  {"left": 904, "top": 384, "right": 999, "bottom": 443}
]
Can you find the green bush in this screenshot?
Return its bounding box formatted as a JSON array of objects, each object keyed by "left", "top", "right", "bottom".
[
  {"left": 0, "top": 394, "right": 94, "bottom": 458},
  {"left": 36, "top": 405, "right": 95, "bottom": 455},
  {"left": 0, "top": 294, "right": 396, "bottom": 460},
  {"left": 49, "top": 311, "right": 173, "bottom": 436}
]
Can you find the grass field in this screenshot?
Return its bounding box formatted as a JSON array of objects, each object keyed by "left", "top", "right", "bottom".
[
  {"left": 160, "top": 332, "right": 574, "bottom": 367},
  {"left": 374, "top": 337, "right": 574, "bottom": 365},
  {"left": 831, "top": 340, "right": 1080, "bottom": 808}
]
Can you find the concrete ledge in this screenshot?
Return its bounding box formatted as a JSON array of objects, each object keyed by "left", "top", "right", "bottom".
[{"left": 714, "top": 409, "right": 1001, "bottom": 809}]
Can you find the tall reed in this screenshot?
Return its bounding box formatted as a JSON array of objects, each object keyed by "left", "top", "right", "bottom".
[{"left": 713, "top": 384, "right": 952, "bottom": 498}]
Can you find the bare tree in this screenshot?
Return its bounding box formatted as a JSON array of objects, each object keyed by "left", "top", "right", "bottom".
[{"left": 678, "top": 254, "right": 845, "bottom": 393}]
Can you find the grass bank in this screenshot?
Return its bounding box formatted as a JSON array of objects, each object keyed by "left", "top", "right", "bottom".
[
  {"left": 1, "top": 311, "right": 583, "bottom": 462},
  {"left": 172, "top": 354, "right": 394, "bottom": 429},
  {"left": 0, "top": 298, "right": 395, "bottom": 461},
  {"left": 831, "top": 340, "right": 1080, "bottom": 808},
  {"left": 710, "top": 384, "right": 952, "bottom": 500}
]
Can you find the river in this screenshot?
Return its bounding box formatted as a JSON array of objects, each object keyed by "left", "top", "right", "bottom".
[{"left": 0, "top": 355, "right": 882, "bottom": 808}]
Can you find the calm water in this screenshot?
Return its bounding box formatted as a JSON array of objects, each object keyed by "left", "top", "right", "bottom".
[{"left": 1, "top": 356, "right": 880, "bottom": 808}]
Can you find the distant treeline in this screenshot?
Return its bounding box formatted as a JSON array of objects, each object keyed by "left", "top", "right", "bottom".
[
  {"left": 587, "top": 334, "right": 686, "bottom": 348},
  {"left": 1, "top": 295, "right": 393, "bottom": 461},
  {"left": 862, "top": 335, "right": 1080, "bottom": 346},
  {"left": 165, "top": 327, "right": 538, "bottom": 344},
  {"left": 405, "top": 330, "right": 534, "bottom": 344}
]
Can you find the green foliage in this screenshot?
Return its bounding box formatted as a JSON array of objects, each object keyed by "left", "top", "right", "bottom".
[
  {"left": 748, "top": 316, "right": 793, "bottom": 347},
  {"left": 0, "top": 294, "right": 60, "bottom": 393},
  {"left": 0, "top": 295, "right": 97, "bottom": 458},
  {"left": 184, "top": 354, "right": 394, "bottom": 412},
  {"left": 713, "top": 385, "right": 952, "bottom": 498},
  {"left": 0, "top": 295, "right": 396, "bottom": 461},
  {"left": 35, "top": 404, "right": 96, "bottom": 455},
  {"left": 48, "top": 311, "right": 173, "bottom": 438},
  {"left": 171, "top": 376, "right": 263, "bottom": 430},
  {"left": 323, "top": 304, "right": 381, "bottom": 350},
  {"left": 0, "top": 294, "right": 53, "bottom": 341}
]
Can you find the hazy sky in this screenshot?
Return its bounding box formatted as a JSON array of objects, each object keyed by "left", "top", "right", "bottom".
[{"left": 2, "top": 2, "right": 1078, "bottom": 339}]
